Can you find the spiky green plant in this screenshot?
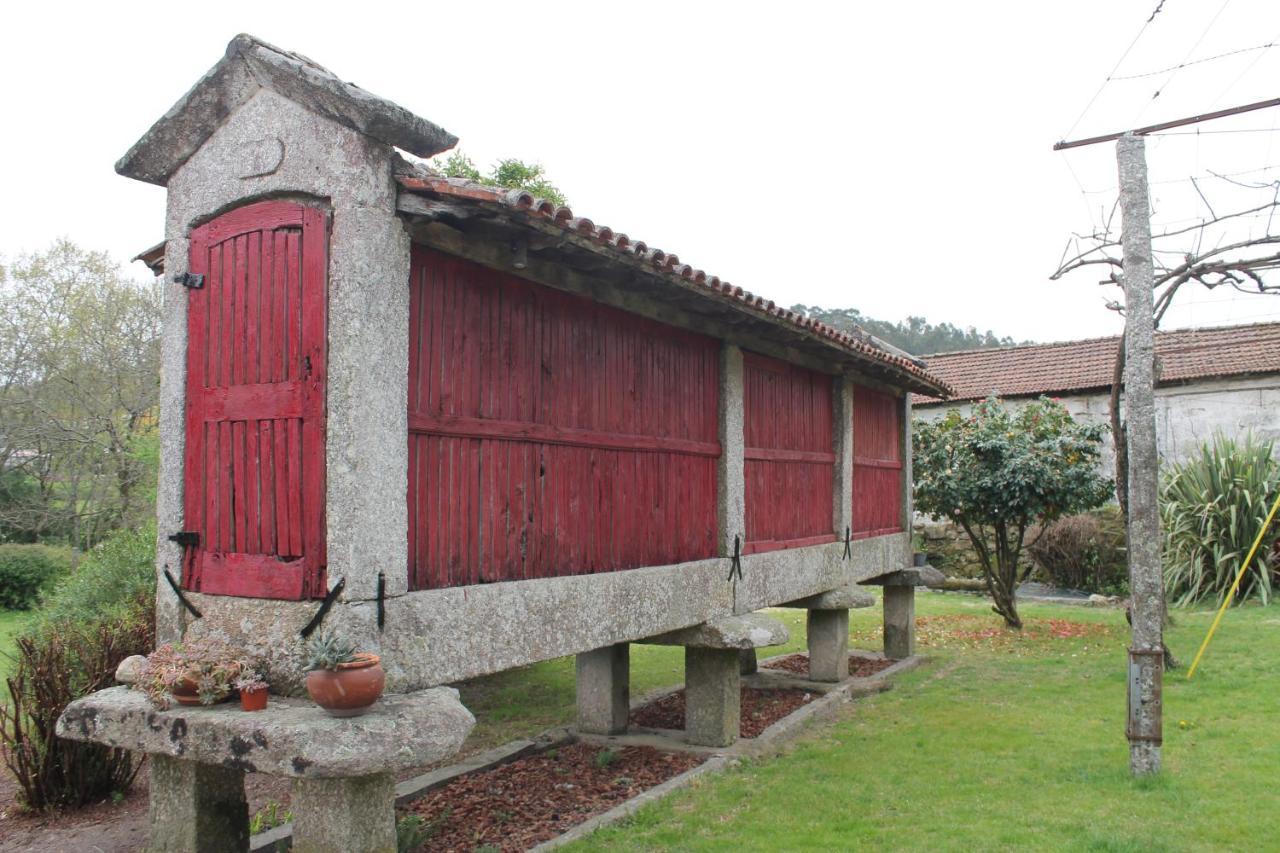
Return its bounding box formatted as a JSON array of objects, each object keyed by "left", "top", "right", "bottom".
[
  {"left": 1161, "top": 433, "right": 1280, "bottom": 607},
  {"left": 303, "top": 630, "right": 358, "bottom": 672}
]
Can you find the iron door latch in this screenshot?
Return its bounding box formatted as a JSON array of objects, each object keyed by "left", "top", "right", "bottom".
[{"left": 174, "top": 272, "right": 205, "bottom": 289}]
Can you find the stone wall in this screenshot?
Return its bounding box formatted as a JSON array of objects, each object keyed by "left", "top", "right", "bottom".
[{"left": 913, "top": 519, "right": 985, "bottom": 579}]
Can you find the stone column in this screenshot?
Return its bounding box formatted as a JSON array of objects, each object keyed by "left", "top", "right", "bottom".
[
  {"left": 148, "top": 755, "right": 248, "bottom": 853},
  {"left": 900, "top": 393, "right": 914, "bottom": 528},
  {"left": 576, "top": 643, "right": 630, "bottom": 735},
  {"left": 834, "top": 376, "right": 855, "bottom": 538},
  {"left": 291, "top": 773, "right": 396, "bottom": 853},
  {"left": 883, "top": 585, "right": 916, "bottom": 660},
  {"left": 807, "top": 608, "right": 850, "bottom": 682},
  {"left": 685, "top": 647, "right": 741, "bottom": 747},
  {"left": 718, "top": 344, "right": 745, "bottom": 559}
]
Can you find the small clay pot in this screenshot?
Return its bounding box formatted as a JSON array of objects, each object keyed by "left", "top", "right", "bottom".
[
  {"left": 239, "top": 686, "right": 269, "bottom": 712},
  {"left": 305, "top": 654, "right": 385, "bottom": 717},
  {"left": 170, "top": 677, "right": 204, "bottom": 706}
]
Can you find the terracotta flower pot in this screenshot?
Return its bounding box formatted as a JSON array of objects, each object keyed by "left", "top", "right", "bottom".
[
  {"left": 239, "top": 686, "right": 269, "bottom": 712},
  {"left": 170, "top": 677, "right": 204, "bottom": 706},
  {"left": 305, "top": 653, "right": 385, "bottom": 717}
]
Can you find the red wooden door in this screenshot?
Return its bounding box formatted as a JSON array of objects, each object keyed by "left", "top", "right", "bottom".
[
  {"left": 742, "top": 352, "right": 836, "bottom": 553},
  {"left": 407, "top": 247, "right": 720, "bottom": 590},
  {"left": 182, "top": 200, "right": 328, "bottom": 599},
  {"left": 851, "top": 385, "right": 903, "bottom": 538}
]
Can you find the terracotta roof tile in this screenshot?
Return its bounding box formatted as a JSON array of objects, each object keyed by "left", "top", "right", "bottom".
[
  {"left": 914, "top": 322, "right": 1280, "bottom": 404},
  {"left": 396, "top": 173, "right": 951, "bottom": 396}
]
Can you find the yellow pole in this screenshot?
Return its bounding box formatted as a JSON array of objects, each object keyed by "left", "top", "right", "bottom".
[{"left": 1186, "top": 489, "right": 1280, "bottom": 679}]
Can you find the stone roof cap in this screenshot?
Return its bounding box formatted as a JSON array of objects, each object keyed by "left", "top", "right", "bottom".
[{"left": 117, "top": 34, "right": 457, "bottom": 186}]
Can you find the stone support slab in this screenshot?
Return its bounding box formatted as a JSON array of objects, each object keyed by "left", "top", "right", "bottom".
[
  {"left": 291, "top": 772, "right": 396, "bottom": 853},
  {"left": 576, "top": 643, "right": 630, "bottom": 735},
  {"left": 148, "top": 755, "right": 248, "bottom": 853},
  {"left": 883, "top": 585, "right": 916, "bottom": 660},
  {"left": 781, "top": 586, "right": 875, "bottom": 610},
  {"left": 685, "top": 647, "right": 740, "bottom": 747},
  {"left": 807, "top": 608, "right": 850, "bottom": 682},
  {"left": 643, "top": 613, "right": 789, "bottom": 650}
]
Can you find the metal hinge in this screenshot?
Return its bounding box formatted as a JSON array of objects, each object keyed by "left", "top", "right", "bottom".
[
  {"left": 168, "top": 531, "right": 200, "bottom": 548},
  {"left": 174, "top": 272, "right": 205, "bottom": 289}
]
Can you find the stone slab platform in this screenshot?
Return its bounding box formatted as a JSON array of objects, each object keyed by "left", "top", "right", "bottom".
[
  {"left": 859, "top": 565, "right": 946, "bottom": 588},
  {"left": 57, "top": 686, "right": 474, "bottom": 778},
  {"left": 779, "top": 586, "right": 876, "bottom": 610},
  {"left": 640, "top": 614, "right": 789, "bottom": 649}
]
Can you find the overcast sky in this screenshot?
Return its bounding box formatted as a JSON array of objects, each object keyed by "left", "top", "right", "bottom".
[{"left": 4, "top": 1, "right": 1280, "bottom": 344}]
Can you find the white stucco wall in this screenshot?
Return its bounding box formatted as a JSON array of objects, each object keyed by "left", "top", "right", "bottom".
[{"left": 915, "top": 374, "right": 1280, "bottom": 474}]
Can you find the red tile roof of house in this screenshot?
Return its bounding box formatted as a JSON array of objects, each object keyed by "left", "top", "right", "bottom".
[{"left": 915, "top": 321, "right": 1280, "bottom": 404}]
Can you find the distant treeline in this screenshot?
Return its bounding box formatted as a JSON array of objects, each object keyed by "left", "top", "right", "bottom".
[{"left": 791, "top": 305, "right": 1027, "bottom": 355}]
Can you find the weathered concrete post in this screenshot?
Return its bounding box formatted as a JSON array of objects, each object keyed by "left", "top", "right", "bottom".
[
  {"left": 685, "top": 647, "right": 741, "bottom": 747},
  {"left": 291, "top": 774, "right": 396, "bottom": 853},
  {"left": 575, "top": 643, "right": 630, "bottom": 735},
  {"left": 148, "top": 756, "right": 248, "bottom": 853},
  {"left": 718, "top": 343, "right": 746, "bottom": 573},
  {"left": 806, "top": 608, "right": 850, "bottom": 681},
  {"left": 882, "top": 585, "right": 915, "bottom": 660},
  {"left": 1117, "top": 133, "right": 1163, "bottom": 776}
]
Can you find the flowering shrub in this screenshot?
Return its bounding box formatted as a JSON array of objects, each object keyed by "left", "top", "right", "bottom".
[{"left": 914, "top": 397, "right": 1112, "bottom": 628}]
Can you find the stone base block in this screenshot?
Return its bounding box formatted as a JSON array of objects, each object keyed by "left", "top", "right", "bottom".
[
  {"left": 883, "top": 585, "right": 916, "bottom": 660},
  {"left": 685, "top": 647, "right": 740, "bottom": 748},
  {"left": 806, "top": 608, "right": 849, "bottom": 682},
  {"left": 291, "top": 773, "right": 396, "bottom": 853},
  {"left": 576, "top": 643, "right": 630, "bottom": 735},
  {"left": 149, "top": 755, "right": 248, "bottom": 853}
]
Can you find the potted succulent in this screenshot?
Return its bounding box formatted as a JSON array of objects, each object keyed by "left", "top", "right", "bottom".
[
  {"left": 137, "top": 638, "right": 245, "bottom": 709},
  {"left": 303, "top": 630, "right": 385, "bottom": 717},
  {"left": 235, "top": 668, "right": 270, "bottom": 712}
]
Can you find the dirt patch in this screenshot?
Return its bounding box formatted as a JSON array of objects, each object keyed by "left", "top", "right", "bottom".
[
  {"left": 630, "top": 687, "right": 814, "bottom": 739},
  {"left": 763, "top": 654, "right": 896, "bottom": 679},
  {"left": 402, "top": 742, "right": 701, "bottom": 852}
]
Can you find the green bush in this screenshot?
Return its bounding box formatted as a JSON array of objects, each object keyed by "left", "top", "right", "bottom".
[
  {"left": 0, "top": 544, "right": 70, "bottom": 610},
  {"left": 0, "top": 525, "right": 156, "bottom": 810},
  {"left": 1162, "top": 433, "right": 1280, "bottom": 607},
  {"left": 1028, "top": 507, "right": 1127, "bottom": 595}
]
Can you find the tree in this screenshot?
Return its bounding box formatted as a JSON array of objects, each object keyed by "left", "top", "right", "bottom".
[
  {"left": 914, "top": 397, "right": 1113, "bottom": 628},
  {"left": 434, "top": 151, "right": 568, "bottom": 206},
  {"left": 792, "top": 305, "right": 1026, "bottom": 355},
  {"left": 0, "top": 241, "right": 161, "bottom": 550}
]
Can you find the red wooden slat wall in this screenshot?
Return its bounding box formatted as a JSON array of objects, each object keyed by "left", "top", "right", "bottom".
[
  {"left": 742, "top": 352, "right": 835, "bottom": 553},
  {"left": 407, "top": 246, "right": 720, "bottom": 590},
  {"left": 851, "top": 384, "right": 903, "bottom": 538},
  {"left": 183, "top": 200, "right": 327, "bottom": 599}
]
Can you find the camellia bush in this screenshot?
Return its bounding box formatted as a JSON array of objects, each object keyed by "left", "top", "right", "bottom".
[
  {"left": 914, "top": 397, "right": 1113, "bottom": 628},
  {"left": 1162, "top": 433, "right": 1280, "bottom": 607}
]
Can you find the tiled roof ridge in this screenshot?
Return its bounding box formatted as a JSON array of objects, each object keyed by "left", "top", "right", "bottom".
[{"left": 396, "top": 170, "right": 952, "bottom": 396}]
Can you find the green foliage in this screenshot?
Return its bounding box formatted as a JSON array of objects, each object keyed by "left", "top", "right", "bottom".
[
  {"left": 304, "top": 630, "right": 359, "bottom": 671},
  {"left": 1161, "top": 433, "right": 1280, "bottom": 607},
  {"left": 914, "top": 397, "right": 1112, "bottom": 627},
  {"left": 0, "top": 544, "right": 69, "bottom": 610},
  {"left": 593, "top": 747, "right": 619, "bottom": 769},
  {"left": 1028, "top": 506, "right": 1128, "bottom": 595},
  {"left": 792, "top": 305, "right": 1026, "bottom": 355},
  {"left": 435, "top": 150, "right": 568, "bottom": 206},
  {"left": 0, "top": 525, "right": 155, "bottom": 810},
  {"left": 397, "top": 812, "right": 446, "bottom": 852},
  {"left": 249, "top": 800, "right": 293, "bottom": 835}
]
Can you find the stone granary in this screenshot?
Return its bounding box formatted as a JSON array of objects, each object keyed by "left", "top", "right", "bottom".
[{"left": 59, "top": 35, "right": 950, "bottom": 853}]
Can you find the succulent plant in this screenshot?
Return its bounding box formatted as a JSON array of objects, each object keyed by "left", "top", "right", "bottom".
[
  {"left": 304, "top": 630, "right": 359, "bottom": 672},
  {"left": 136, "top": 638, "right": 250, "bottom": 709}
]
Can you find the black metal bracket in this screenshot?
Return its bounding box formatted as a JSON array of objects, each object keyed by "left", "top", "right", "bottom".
[
  {"left": 168, "top": 531, "right": 200, "bottom": 548},
  {"left": 300, "top": 577, "right": 345, "bottom": 638},
  {"left": 727, "top": 534, "right": 743, "bottom": 582},
  {"left": 174, "top": 272, "right": 205, "bottom": 289},
  {"left": 162, "top": 567, "right": 203, "bottom": 619},
  {"left": 376, "top": 572, "right": 386, "bottom": 631},
  {"left": 842, "top": 526, "right": 852, "bottom": 561}
]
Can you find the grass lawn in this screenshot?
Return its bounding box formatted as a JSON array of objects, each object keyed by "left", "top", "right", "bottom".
[
  {"left": 0, "top": 609, "right": 30, "bottom": 678},
  {"left": 542, "top": 593, "right": 1280, "bottom": 852}
]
